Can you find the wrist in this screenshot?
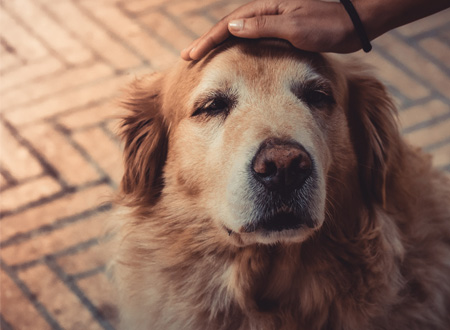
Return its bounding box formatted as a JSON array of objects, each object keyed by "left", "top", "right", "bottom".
[
  {"left": 350, "top": 0, "right": 386, "bottom": 41},
  {"left": 332, "top": 1, "right": 370, "bottom": 53},
  {"left": 340, "top": 0, "right": 372, "bottom": 52}
]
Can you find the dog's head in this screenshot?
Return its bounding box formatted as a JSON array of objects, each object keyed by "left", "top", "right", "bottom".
[{"left": 119, "top": 39, "right": 399, "bottom": 246}]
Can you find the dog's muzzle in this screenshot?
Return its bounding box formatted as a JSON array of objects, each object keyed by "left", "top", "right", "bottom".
[{"left": 246, "top": 138, "right": 315, "bottom": 232}]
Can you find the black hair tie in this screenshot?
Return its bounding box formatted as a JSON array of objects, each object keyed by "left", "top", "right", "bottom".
[{"left": 340, "top": 0, "right": 372, "bottom": 53}]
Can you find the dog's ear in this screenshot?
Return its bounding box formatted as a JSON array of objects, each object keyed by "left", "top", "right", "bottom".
[
  {"left": 346, "top": 68, "right": 401, "bottom": 208},
  {"left": 119, "top": 73, "right": 168, "bottom": 206}
]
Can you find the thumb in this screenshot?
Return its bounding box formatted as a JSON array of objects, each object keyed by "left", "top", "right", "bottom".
[{"left": 228, "top": 15, "right": 286, "bottom": 39}]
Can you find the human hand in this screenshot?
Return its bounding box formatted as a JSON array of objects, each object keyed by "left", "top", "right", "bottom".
[{"left": 181, "top": 0, "right": 364, "bottom": 61}]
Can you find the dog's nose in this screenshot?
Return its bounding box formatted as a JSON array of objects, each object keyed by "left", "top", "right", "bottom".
[{"left": 252, "top": 139, "right": 312, "bottom": 192}]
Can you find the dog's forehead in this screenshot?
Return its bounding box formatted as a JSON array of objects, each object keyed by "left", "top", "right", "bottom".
[
  {"left": 187, "top": 42, "right": 330, "bottom": 106},
  {"left": 161, "top": 41, "right": 336, "bottom": 123}
]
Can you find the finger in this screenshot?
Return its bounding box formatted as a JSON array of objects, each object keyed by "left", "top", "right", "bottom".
[
  {"left": 181, "top": 46, "right": 194, "bottom": 60},
  {"left": 181, "top": 13, "right": 234, "bottom": 60},
  {"left": 180, "top": 18, "right": 230, "bottom": 60},
  {"left": 181, "top": 1, "right": 280, "bottom": 60},
  {"left": 181, "top": 28, "right": 210, "bottom": 60},
  {"left": 181, "top": 37, "right": 203, "bottom": 60},
  {"left": 227, "top": 15, "right": 295, "bottom": 40},
  {"left": 188, "top": 23, "right": 231, "bottom": 60}
]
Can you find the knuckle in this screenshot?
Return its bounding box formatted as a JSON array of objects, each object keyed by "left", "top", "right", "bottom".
[
  {"left": 254, "top": 16, "right": 267, "bottom": 31},
  {"left": 286, "top": 18, "right": 303, "bottom": 43},
  {"left": 204, "top": 36, "right": 216, "bottom": 47}
]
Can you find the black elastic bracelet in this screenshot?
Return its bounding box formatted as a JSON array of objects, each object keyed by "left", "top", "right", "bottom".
[{"left": 340, "top": 0, "right": 372, "bottom": 53}]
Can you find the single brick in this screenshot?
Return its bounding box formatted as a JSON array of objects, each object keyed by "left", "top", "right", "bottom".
[
  {"left": 419, "top": 37, "right": 450, "bottom": 69},
  {"left": 43, "top": 0, "right": 141, "bottom": 70},
  {"left": 165, "top": 0, "right": 220, "bottom": 16},
  {"left": 0, "top": 57, "right": 63, "bottom": 92},
  {"left": 399, "top": 100, "right": 450, "bottom": 131},
  {"left": 4, "top": 75, "right": 124, "bottom": 125},
  {"left": 0, "top": 48, "right": 22, "bottom": 72},
  {"left": 0, "top": 269, "right": 51, "bottom": 330},
  {"left": 122, "top": 0, "right": 169, "bottom": 13},
  {"left": 0, "top": 184, "right": 113, "bottom": 243},
  {"left": 0, "top": 172, "right": 8, "bottom": 188},
  {"left": 104, "top": 118, "right": 121, "bottom": 138},
  {"left": 404, "top": 118, "right": 450, "bottom": 149},
  {"left": 139, "top": 11, "right": 194, "bottom": 51},
  {"left": 1, "top": 62, "right": 113, "bottom": 110},
  {"left": 0, "top": 121, "right": 43, "bottom": 181},
  {"left": 19, "top": 123, "right": 100, "bottom": 185},
  {"left": 56, "top": 240, "right": 112, "bottom": 276},
  {"left": 72, "top": 126, "right": 123, "bottom": 184},
  {"left": 208, "top": 2, "right": 244, "bottom": 21},
  {"left": 57, "top": 99, "right": 120, "bottom": 130},
  {"left": 2, "top": 210, "right": 110, "bottom": 265},
  {"left": 431, "top": 143, "right": 450, "bottom": 169},
  {"left": 0, "top": 8, "right": 48, "bottom": 62},
  {"left": 77, "top": 272, "right": 120, "bottom": 329},
  {"left": 18, "top": 264, "right": 103, "bottom": 330},
  {"left": 3, "top": 0, "right": 92, "bottom": 66},
  {"left": 0, "top": 176, "right": 61, "bottom": 214},
  {"left": 441, "top": 28, "right": 450, "bottom": 40}
]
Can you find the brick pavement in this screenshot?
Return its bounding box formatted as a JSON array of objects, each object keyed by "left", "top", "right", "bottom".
[{"left": 0, "top": 1, "right": 449, "bottom": 329}]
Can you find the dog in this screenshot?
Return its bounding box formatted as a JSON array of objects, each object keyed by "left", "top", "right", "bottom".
[{"left": 110, "top": 39, "right": 450, "bottom": 330}]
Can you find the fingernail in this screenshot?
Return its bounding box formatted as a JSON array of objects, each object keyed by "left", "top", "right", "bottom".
[
  {"left": 229, "top": 19, "right": 244, "bottom": 31},
  {"left": 188, "top": 47, "right": 197, "bottom": 59}
]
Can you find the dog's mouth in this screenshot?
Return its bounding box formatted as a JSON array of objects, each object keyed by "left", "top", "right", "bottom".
[
  {"left": 224, "top": 164, "right": 323, "bottom": 243},
  {"left": 223, "top": 209, "right": 319, "bottom": 246},
  {"left": 241, "top": 211, "right": 315, "bottom": 233}
]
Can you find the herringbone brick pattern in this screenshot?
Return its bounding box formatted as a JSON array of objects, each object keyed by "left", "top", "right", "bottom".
[{"left": 0, "top": 0, "right": 449, "bottom": 329}]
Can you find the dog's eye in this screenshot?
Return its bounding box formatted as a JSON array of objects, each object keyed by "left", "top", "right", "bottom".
[
  {"left": 192, "top": 96, "right": 231, "bottom": 117},
  {"left": 292, "top": 81, "right": 335, "bottom": 109},
  {"left": 303, "top": 89, "right": 335, "bottom": 108}
]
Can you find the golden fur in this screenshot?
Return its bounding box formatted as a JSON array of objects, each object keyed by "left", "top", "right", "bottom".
[{"left": 110, "top": 39, "right": 450, "bottom": 329}]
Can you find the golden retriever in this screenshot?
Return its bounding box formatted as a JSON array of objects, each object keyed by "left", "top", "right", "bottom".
[{"left": 110, "top": 39, "right": 450, "bottom": 330}]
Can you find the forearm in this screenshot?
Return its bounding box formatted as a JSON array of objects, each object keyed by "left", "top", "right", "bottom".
[{"left": 353, "top": 0, "right": 450, "bottom": 40}]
